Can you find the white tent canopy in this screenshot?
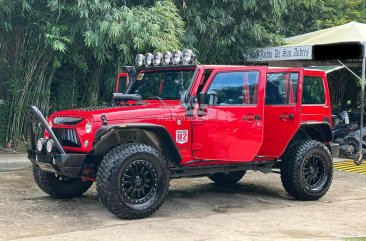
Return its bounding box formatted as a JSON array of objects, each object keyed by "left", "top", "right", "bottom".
[
  {"left": 247, "top": 21, "right": 366, "bottom": 164},
  {"left": 248, "top": 21, "right": 366, "bottom": 63},
  {"left": 286, "top": 21, "right": 366, "bottom": 46}
]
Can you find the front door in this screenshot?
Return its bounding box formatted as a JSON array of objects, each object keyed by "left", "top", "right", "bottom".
[
  {"left": 192, "top": 67, "right": 267, "bottom": 162},
  {"left": 257, "top": 69, "right": 302, "bottom": 157}
]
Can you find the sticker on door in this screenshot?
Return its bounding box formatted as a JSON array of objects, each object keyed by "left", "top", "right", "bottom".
[{"left": 176, "top": 130, "right": 188, "bottom": 144}]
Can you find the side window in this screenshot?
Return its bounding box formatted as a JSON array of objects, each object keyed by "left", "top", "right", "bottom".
[
  {"left": 207, "top": 71, "right": 259, "bottom": 105},
  {"left": 266, "top": 72, "right": 299, "bottom": 105},
  {"left": 302, "top": 76, "right": 325, "bottom": 104}
]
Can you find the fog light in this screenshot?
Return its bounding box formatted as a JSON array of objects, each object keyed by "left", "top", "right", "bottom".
[
  {"left": 36, "top": 138, "right": 46, "bottom": 152},
  {"left": 172, "top": 50, "right": 182, "bottom": 64},
  {"left": 46, "top": 139, "right": 54, "bottom": 153},
  {"left": 84, "top": 140, "right": 89, "bottom": 147},
  {"left": 163, "top": 51, "right": 172, "bottom": 65},
  {"left": 153, "top": 52, "right": 162, "bottom": 66},
  {"left": 182, "top": 49, "right": 194, "bottom": 64},
  {"left": 135, "top": 54, "right": 145, "bottom": 67},
  {"left": 145, "top": 53, "right": 153, "bottom": 66}
]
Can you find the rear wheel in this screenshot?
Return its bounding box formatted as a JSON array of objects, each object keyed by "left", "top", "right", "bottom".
[
  {"left": 209, "top": 171, "right": 246, "bottom": 185},
  {"left": 281, "top": 140, "right": 333, "bottom": 200},
  {"left": 96, "top": 144, "right": 169, "bottom": 219},
  {"left": 33, "top": 166, "right": 93, "bottom": 199}
]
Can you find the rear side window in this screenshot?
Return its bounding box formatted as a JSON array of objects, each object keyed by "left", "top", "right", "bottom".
[
  {"left": 302, "top": 76, "right": 325, "bottom": 104},
  {"left": 266, "top": 72, "right": 299, "bottom": 105},
  {"left": 207, "top": 71, "right": 259, "bottom": 105}
]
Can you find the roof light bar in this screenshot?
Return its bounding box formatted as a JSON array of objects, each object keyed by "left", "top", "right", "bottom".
[{"left": 135, "top": 49, "right": 195, "bottom": 67}]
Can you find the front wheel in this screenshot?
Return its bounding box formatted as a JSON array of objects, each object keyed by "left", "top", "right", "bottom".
[
  {"left": 280, "top": 140, "right": 333, "bottom": 200},
  {"left": 96, "top": 144, "right": 169, "bottom": 219},
  {"left": 33, "top": 166, "right": 93, "bottom": 199}
]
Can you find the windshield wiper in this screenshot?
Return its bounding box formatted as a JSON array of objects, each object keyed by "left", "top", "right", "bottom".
[{"left": 147, "top": 96, "right": 166, "bottom": 106}]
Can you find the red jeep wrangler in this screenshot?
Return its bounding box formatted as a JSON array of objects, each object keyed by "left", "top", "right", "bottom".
[{"left": 27, "top": 50, "right": 338, "bottom": 219}]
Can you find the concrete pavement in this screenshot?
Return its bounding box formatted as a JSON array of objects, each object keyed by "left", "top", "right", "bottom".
[
  {"left": 0, "top": 153, "right": 30, "bottom": 171},
  {"left": 1, "top": 167, "right": 366, "bottom": 240}
]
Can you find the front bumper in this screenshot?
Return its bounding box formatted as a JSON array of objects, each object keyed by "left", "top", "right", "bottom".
[
  {"left": 27, "top": 106, "right": 87, "bottom": 178},
  {"left": 28, "top": 150, "right": 87, "bottom": 177}
]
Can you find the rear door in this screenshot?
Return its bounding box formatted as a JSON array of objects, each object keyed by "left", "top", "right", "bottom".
[
  {"left": 257, "top": 69, "right": 302, "bottom": 157},
  {"left": 192, "top": 67, "right": 267, "bottom": 162},
  {"left": 301, "top": 70, "right": 331, "bottom": 123}
]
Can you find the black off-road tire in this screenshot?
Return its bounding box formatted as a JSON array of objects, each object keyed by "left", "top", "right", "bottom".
[
  {"left": 96, "top": 144, "right": 169, "bottom": 219},
  {"left": 281, "top": 140, "right": 333, "bottom": 200},
  {"left": 209, "top": 171, "right": 246, "bottom": 185},
  {"left": 32, "top": 166, "right": 93, "bottom": 199}
]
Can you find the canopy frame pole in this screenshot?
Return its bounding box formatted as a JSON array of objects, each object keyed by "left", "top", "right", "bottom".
[
  {"left": 337, "top": 60, "right": 362, "bottom": 81},
  {"left": 337, "top": 59, "right": 364, "bottom": 165},
  {"left": 357, "top": 57, "right": 366, "bottom": 165}
]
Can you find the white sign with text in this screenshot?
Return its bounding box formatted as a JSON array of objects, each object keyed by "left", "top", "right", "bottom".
[{"left": 247, "top": 46, "right": 313, "bottom": 62}]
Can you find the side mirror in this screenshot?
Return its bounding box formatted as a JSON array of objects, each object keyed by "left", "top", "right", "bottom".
[
  {"left": 198, "top": 92, "right": 208, "bottom": 117},
  {"left": 185, "top": 95, "right": 196, "bottom": 116},
  {"left": 198, "top": 92, "right": 207, "bottom": 105}
]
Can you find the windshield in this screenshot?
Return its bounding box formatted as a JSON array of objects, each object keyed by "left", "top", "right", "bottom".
[{"left": 129, "top": 69, "right": 195, "bottom": 100}]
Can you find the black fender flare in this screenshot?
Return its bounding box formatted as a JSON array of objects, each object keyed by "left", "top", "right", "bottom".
[
  {"left": 298, "top": 122, "right": 333, "bottom": 142},
  {"left": 92, "top": 123, "right": 182, "bottom": 165}
]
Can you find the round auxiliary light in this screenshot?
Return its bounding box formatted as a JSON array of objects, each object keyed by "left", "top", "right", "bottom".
[
  {"left": 85, "top": 121, "right": 92, "bottom": 134},
  {"left": 172, "top": 50, "right": 182, "bottom": 64},
  {"left": 36, "top": 138, "right": 45, "bottom": 152},
  {"left": 135, "top": 54, "right": 145, "bottom": 67},
  {"left": 162, "top": 51, "right": 172, "bottom": 65},
  {"left": 145, "top": 53, "right": 153, "bottom": 66},
  {"left": 182, "top": 49, "right": 194, "bottom": 64},
  {"left": 153, "top": 52, "right": 162, "bottom": 66},
  {"left": 46, "top": 139, "right": 54, "bottom": 153}
]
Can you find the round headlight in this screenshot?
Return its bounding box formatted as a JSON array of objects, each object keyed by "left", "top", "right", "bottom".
[
  {"left": 162, "top": 51, "right": 172, "bottom": 65},
  {"left": 172, "top": 50, "right": 182, "bottom": 64},
  {"left": 182, "top": 49, "right": 194, "bottom": 64},
  {"left": 46, "top": 139, "right": 54, "bottom": 153},
  {"left": 135, "top": 54, "right": 145, "bottom": 67},
  {"left": 36, "top": 138, "right": 45, "bottom": 152},
  {"left": 85, "top": 121, "right": 92, "bottom": 134},
  {"left": 145, "top": 53, "right": 153, "bottom": 66},
  {"left": 153, "top": 52, "right": 162, "bottom": 66}
]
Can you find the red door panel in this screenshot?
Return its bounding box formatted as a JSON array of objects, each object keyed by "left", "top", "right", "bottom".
[
  {"left": 192, "top": 67, "right": 267, "bottom": 162},
  {"left": 257, "top": 69, "right": 302, "bottom": 157}
]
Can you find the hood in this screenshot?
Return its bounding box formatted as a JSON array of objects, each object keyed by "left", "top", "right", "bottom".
[{"left": 50, "top": 100, "right": 179, "bottom": 123}]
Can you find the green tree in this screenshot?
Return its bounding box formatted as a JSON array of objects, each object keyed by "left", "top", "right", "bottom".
[{"left": 0, "top": 0, "right": 184, "bottom": 147}]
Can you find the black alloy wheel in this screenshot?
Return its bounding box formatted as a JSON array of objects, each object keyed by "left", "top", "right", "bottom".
[
  {"left": 119, "top": 160, "right": 158, "bottom": 205},
  {"left": 302, "top": 154, "right": 325, "bottom": 190}
]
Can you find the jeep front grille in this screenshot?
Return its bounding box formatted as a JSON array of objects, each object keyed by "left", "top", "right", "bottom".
[
  {"left": 53, "top": 117, "right": 83, "bottom": 125},
  {"left": 52, "top": 128, "right": 81, "bottom": 148}
]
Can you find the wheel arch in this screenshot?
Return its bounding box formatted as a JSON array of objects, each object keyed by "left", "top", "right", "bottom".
[
  {"left": 291, "top": 122, "right": 333, "bottom": 143},
  {"left": 92, "top": 124, "right": 182, "bottom": 165},
  {"left": 282, "top": 122, "right": 333, "bottom": 157}
]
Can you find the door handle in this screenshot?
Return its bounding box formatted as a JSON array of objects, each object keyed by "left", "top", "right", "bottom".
[
  {"left": 279, "top": 113, "right": 294, "bottom": 120},
  {"left": 243, "top": 114, "right": 261, "bottom": 121}
]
